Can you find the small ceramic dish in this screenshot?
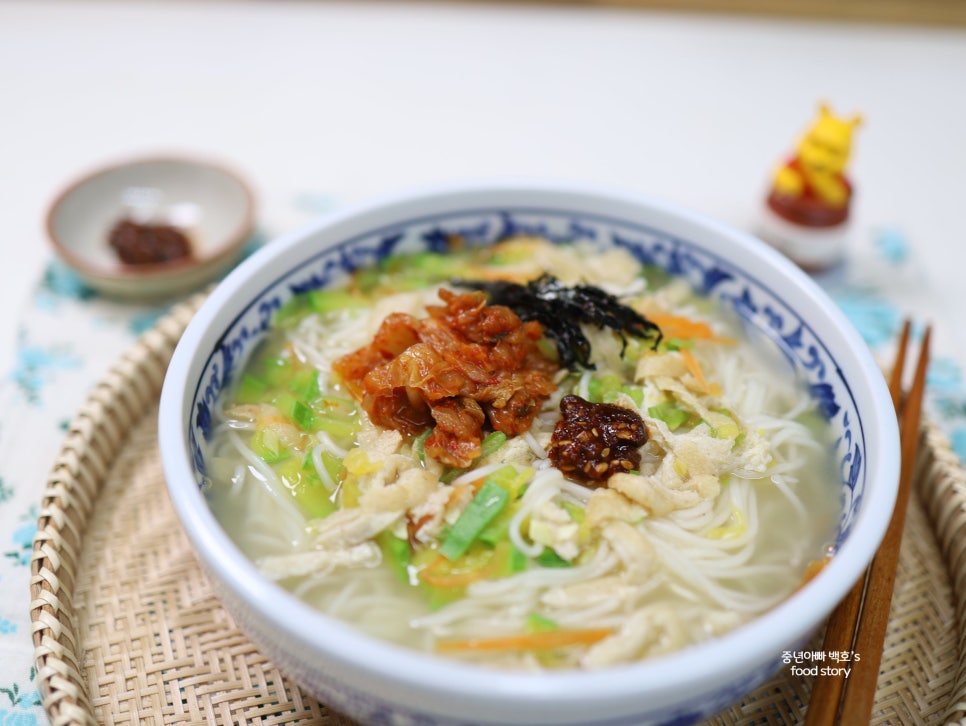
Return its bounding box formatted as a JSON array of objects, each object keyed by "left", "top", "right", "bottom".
[{"left": 46, "top": 155, "right": 255, "bottom": 300}]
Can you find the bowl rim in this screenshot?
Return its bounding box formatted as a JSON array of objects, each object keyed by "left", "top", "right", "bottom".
[
  {"left": 45, "top": 152, "right": 256, "bottom": 281},
  {"left": 158, "top": 179, "right": 900, "bottom": 714}
]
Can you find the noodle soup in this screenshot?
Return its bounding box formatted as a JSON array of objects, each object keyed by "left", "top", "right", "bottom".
[{"left": 204, "top": 236, "right": 839, "bottom": 670}]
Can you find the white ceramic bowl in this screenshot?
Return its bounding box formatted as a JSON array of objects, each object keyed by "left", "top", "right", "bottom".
[
  {"left": 46, "top": 154, "right": 255, "bottom": 300},
  {"left": 158, "top": 181, "right": 899, "bottom": 726}
]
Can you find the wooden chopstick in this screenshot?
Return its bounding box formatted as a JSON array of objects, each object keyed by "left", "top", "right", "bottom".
[
  {"left": 804, "top": 320, "right": 911, "bottom": 724},
  {"left": 888, "top": 319, "right": 912, "bottom": 413},
  {"left": 838, "top": 323, "right": 930, "bottom": 721},
  {"left": 805, "top": 320, "right": 931, "bottom": 724}
]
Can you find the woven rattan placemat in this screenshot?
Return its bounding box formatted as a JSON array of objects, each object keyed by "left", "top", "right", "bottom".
[{"left": 28, "top": 297, "right": 966, "bottom": 725}]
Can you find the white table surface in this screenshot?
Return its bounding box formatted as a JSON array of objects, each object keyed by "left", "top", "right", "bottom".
[
  {"left": 3, "top": 0, "right": 966, "bottom": 366},
  {"left": 2, "top": 1, "right": 966, "bottom": 723}
]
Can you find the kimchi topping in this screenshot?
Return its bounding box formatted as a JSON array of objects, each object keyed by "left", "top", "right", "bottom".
[{"left": 333, "top": 289, "right": 559, "bottom": 468}]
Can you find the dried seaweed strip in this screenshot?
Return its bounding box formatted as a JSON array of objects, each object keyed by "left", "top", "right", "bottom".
[{"left": 454, "top": 274, "right": 662, "bottom": 370}]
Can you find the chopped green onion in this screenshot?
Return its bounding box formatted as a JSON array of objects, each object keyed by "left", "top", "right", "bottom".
[
  {"left": 236, "top": 373, "right": 268, "bottom": 404},
  {"left": 314, "top": 415, "right": 358, "bottom": 442},
  {"left": 293, "top": 480, "right": 337, "bottom": 518},
  {"left": 353, "top": 267, "right": 385, "bottom": 294},
  {"left": 440, "top": 466, "right": 465, "bottom": 484},
  {"left": 535, "top": 548, "right": 572, "bottom": 568},
  {"left": 263, "top": 357, "right": 294, "bottom": 386},
  {"left": 487, "top": 246, "right": 533, "bottom": 265},
  {"left": 377, "top": 531, "right": 412, "bottom": 584},
  {"left": 308, "top": 289, "right": 366, "bottom": 313},
  {"left": 273, "top": 296, "right": 310, "bottom": 327},
  {"left": 507, "top": 544, "right": 528, "bottom": 574},
  {"left": 291, "top": 399, "right": 315, "bottom": 431},
  {"left": 289, "top": 368, "right": 320, "bottom": 402},
  {"left": 439, "top": 480, "right": 510, "bottom": 561},
  {"left": 587, "top": 375, "right": 644, "bottom": 406},
  {"left": 276, "top": 456, "right": 336, "bottom": 517},
  {"left": 485, "top": 465, "right": 532, "bottom": 498},
  {"left": 620, "top": 384, "right": 645, "bottom": 407},
  {"left": 405, "top": 251, "right": 467, "bottom": 279},
  {"left": 641, "top": 264, "right": 672, "bottom": 289},
  {"left": 535, "top": 337, "right": 559, "bottom": 363},
  {"left": 310, "top": 396, "right": 359, "bottom": 441},
  {"left": 587, "top": 373, "right": 622, "bottom": 403},
  {"left": 560, "top": 500, "right": 585, "bottom": 524},
  {"left": 704, "top": 410, "right": 740, "bottom": 439},
  {"left": 251, "top": 427, "right": 289, "bottom": 463},
  {"left": 478, "top": 467, "right": 533, "bottom": 544},
  {"left": 664, "top": 337, "right": 694, "bottom": 352},
  {"left": 425, "top": 583, "right": 464, "bottom": 610},
  {"left": 527, "top": 612, "right": 560, "bottom": 632},
  {"left": 314, "top": 449, "right": 344, "bottom": 485},
  {"left": 413, "top": 428, "right": 432, "bottom": 462},
  {"left": 478, "top": 430, "right": 508, "bottom": 459},
  {"left": 648, "top": 401, "right": 690, "bottom": 431}
]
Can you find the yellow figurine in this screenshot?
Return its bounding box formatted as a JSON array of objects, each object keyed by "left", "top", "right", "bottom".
[{"left": 760, "top": 102, "right": 863, "bottom": 271}]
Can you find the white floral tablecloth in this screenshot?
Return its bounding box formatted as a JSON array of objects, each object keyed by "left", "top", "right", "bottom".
[{"left": 1, "top": 213, "right": 964, "bottom": 725}]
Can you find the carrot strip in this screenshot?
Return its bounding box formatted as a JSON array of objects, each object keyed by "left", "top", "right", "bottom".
[
  {"left": 798, "top": 555, "right": 832, "bottom": 591},
  {"left": 679, "top": 348, "right": 708, "bottom": 390},
  {"left": 650, "top": 314, "right": 735, "bottom": 344},
  {"left": 436, "top": 627, "right": 614, "bottom": 654},
  {"left": 419, "top": 544, "right": 508, "bottom": 588},
  {"left": 419, "top": 564, "right": 488, "bottom": 588},
  {"left": 447, "top": 483, "right": 471, "bottom": 505}
]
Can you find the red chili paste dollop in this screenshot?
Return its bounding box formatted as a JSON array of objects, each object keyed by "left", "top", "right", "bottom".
[
  {"left": 108, "top": 218, "right": 193, "bottom": 265},
  {"left": 333, "top": 289, "right": 559, "bottom": 468},
  {"left": 548, "top": 395, "right": 648, "bottom": 486}
]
